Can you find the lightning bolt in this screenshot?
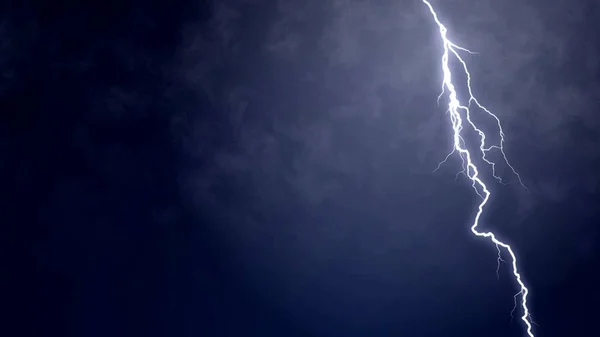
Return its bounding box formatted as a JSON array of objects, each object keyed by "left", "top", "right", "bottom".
[{"left": 421, "top": 1, "right": 535, "bottom": 336}]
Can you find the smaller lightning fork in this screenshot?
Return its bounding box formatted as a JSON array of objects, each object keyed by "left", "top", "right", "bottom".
[{"left": 421, "top": 1, "right": 534, "bottom": 337}]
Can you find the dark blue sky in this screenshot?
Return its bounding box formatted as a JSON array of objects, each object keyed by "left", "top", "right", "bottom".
[{"left": 3, "top": 0, "right": 599, "bottom": 336}]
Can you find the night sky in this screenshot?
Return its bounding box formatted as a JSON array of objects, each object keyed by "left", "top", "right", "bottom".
[{"left": 4, "top": 0, "right": 600, "bottom": 336}]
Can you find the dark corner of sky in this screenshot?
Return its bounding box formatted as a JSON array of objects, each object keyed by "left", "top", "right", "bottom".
[{"left": 2, "top": 0, "right": 600, "bottom": 336}]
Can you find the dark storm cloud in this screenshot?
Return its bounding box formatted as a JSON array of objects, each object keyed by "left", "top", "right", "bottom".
[
  {"left": 175, "top": 2, "right": 482, "bottom": 322},
  {"left": 174, "top": 0, "right": 456, "bottom": 226}
]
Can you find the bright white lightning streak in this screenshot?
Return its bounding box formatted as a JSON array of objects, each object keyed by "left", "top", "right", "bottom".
[{"left": 421, "top": 1, "right": 535, "bottom": 336}]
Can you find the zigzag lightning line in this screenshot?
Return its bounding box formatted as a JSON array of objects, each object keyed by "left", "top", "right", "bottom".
[{"left": 421, "top": 1, "right": 534, "bottom": 336}]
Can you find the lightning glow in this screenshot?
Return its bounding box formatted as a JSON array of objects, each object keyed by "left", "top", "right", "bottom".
[{"left": 421, "top": 1, "right": 535, "bottom": 336}]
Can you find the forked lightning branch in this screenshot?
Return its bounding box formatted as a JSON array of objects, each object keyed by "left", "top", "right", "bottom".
[{"left": 420, "top": 1, "right": 535, "bottom": 336}]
